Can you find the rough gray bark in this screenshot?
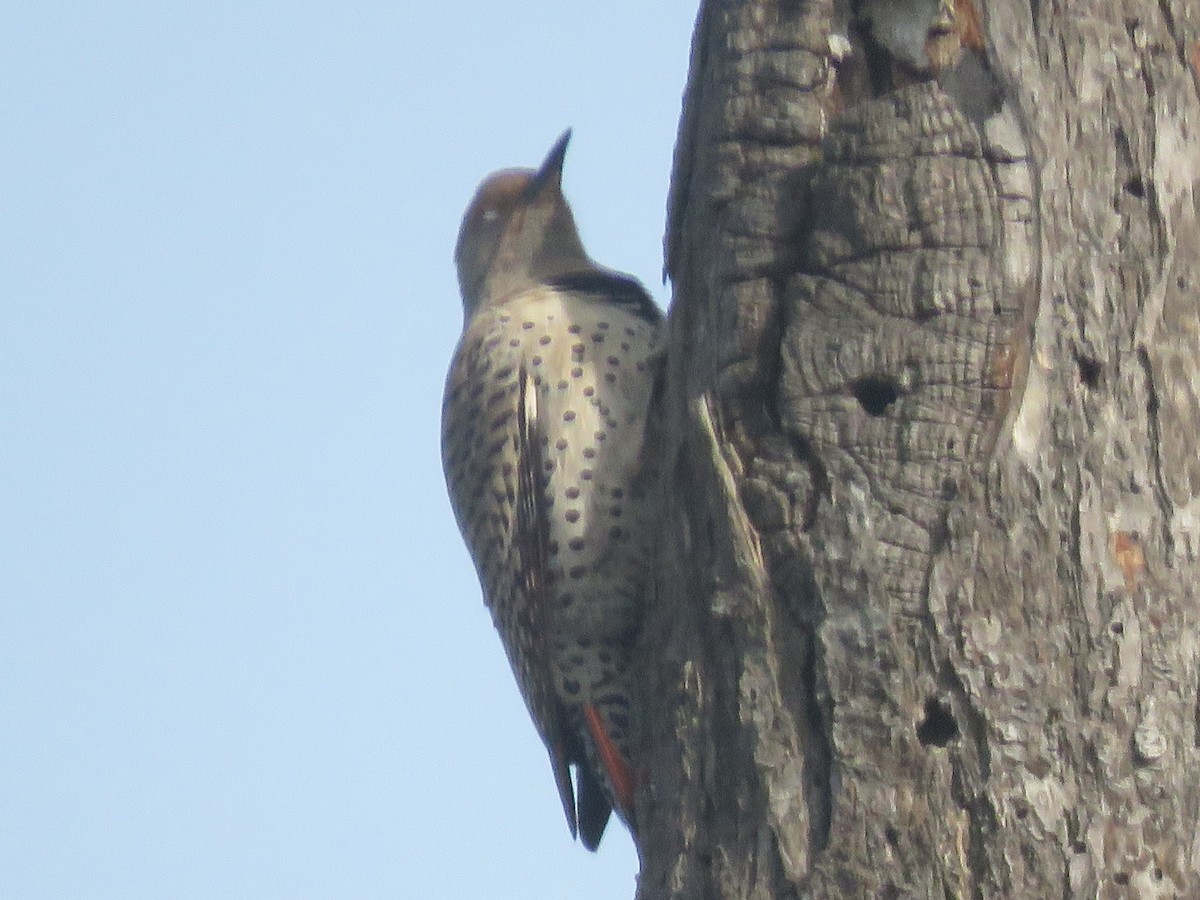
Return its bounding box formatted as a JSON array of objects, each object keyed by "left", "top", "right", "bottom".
[{"left": 635, "top": 1, "right": 1200, "bottom": 897}]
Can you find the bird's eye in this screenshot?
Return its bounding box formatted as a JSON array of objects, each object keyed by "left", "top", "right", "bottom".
[{"left": 481, "top": 208, "right": 499, "bottom": 223}]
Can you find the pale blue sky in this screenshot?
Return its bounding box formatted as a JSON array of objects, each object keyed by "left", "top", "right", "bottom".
[{"left": 2, "top": 4, "right": 695, "bottom": 898}]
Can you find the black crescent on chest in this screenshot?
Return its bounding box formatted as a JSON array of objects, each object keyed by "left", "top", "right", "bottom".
[{"left": 546, "top": 271, "right": 662, "bottom": 325}]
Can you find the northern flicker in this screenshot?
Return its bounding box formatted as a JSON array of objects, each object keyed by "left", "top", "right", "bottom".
[{"left": 442, "top": 131, "right": 662, "bottom": 850}]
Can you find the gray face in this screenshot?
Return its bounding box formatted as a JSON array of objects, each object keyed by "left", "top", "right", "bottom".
[
  {"left": 454, "top": 131, "right": 576, "bottom": 317},
  {"left": 454, "top": 170, "right": 535, "bottom": 315}
]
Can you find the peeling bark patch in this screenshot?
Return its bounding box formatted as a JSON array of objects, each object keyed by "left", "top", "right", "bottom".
[
  {"left": 841, "top": 0, "right": 998, "bottom": 124},
  {"left": 916, "top": 696, "right": 959, "bottom": 746},
  {"left": 1111, "top": 531, "right": 1145, "bottom": 593}
]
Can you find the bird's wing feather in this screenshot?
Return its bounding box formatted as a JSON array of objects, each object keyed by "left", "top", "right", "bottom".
[
  {"left": 442, "top": 326, "right": 583, "bottom": 839},
  {"left": 513, "top": 362, "right": 580, "bottom": 839}
]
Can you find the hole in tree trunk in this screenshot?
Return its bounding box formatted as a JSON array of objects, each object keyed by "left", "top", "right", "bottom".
[
  {"left": 916, "top": 697, "right": 958, "bottom": 747},
  {"left": 1074, "top": 354, "right": 1103, "bottom": 389},
  {"left": 850, "top": 375, "right": 903, "bottom": 416}
]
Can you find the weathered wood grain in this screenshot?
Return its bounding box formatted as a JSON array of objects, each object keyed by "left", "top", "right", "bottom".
[{"left": 637, "top": 0, "right": 1200, "bottom": 897}]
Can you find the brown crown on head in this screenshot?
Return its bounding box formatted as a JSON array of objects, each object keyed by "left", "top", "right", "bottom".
[{"left": 454, "top": 130, "right": 593, "bottom": 316}]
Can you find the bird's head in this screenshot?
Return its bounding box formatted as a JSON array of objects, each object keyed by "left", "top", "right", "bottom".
[{"left": 454, "top": 130, "right": 591, "bottom": 317}]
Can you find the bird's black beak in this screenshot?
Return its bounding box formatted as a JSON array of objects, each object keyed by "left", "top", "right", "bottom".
[{"left": 526, "top": 128, "right": 572, "bottom": 198}]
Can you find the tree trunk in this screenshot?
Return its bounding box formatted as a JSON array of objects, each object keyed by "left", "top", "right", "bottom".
[{"left": 635, "top": 1, "right": 1200, "bottom": 896}]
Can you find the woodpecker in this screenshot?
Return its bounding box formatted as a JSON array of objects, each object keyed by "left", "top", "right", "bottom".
[{"left": 442, "top": 131, "right": 662, "bottom": 850}]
